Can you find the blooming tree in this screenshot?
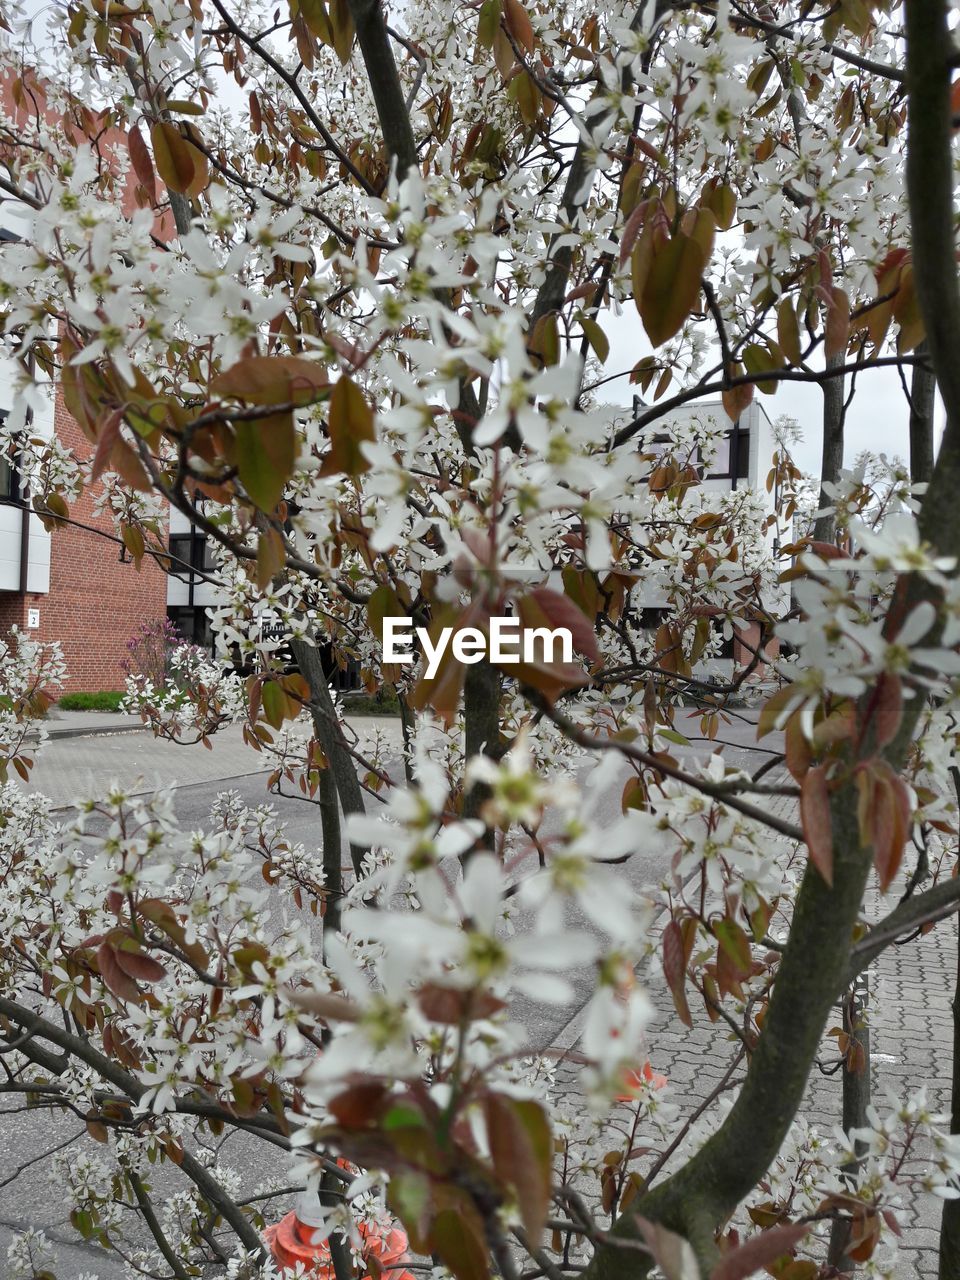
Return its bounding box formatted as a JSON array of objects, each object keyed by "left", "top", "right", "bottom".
[{"left": 1, "top": 0, "right": 960, "bottom": 1278}]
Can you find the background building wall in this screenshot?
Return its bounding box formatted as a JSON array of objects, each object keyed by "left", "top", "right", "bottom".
[{"left": 2, "top": 393, "right": 168, "bottom": 693}]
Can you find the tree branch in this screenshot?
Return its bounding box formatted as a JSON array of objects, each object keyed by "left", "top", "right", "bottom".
[{"left": 844, "top": 876, "right": 960, "bottom": 986}]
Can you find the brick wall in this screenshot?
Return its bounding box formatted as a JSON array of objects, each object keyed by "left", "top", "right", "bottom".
[{"left": 0, "top": 391, "right": 168, "bottom": 693}]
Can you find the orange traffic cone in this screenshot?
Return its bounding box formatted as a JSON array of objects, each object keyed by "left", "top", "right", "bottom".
[{"left": 264, "top": 1191, "right": 414, "bottom": 1279}]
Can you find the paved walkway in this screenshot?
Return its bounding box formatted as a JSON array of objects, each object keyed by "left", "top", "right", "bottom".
[
  {"left": 6, "top": 716, "right": 956, "bottom": 1276},
  {"left": 25, "top": 713, "right": 403, "bottom": 809},
  {"left": 43, "top": 708, "right": 145, "bottom": 738},
  {"left": 549, "top": 785, "right": 956, "bottom": 1279}
]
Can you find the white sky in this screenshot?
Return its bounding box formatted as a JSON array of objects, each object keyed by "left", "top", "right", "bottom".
[
  {"left": 11, "top": 0, "right": 935, "bottom": 481},
  {"left": 600, "top": 309, "right": 938, "bottom": 477}
]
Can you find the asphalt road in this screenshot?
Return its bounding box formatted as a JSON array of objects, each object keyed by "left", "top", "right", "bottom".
[{"left": 1, "top": 707, "right": 777, "bottom": 1278}]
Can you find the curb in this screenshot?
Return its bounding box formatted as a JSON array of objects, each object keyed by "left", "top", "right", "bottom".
[
  {"left": 31, "top": 721, "right": 148, "bottom": 743},
  {"left": 49, "top": 724, "right": 147, "bottom": 740}
]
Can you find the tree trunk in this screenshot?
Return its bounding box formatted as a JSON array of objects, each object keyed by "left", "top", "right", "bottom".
[
  {"left": 828, "top": 973, "right": 871, "bottom": 1270},
  {"left": 910, "top": 342, "right": 937, "bottom": 485},
  {"left": 290, "top": 636, "right": 368, "bottom": 877},
  {"left": 939, "top": 916, "right": 960, "bottom": 1278},
  {"left": 940, "top": 771, "right": 960, "bottom": 1278},
  {"left": 813, "top": 350, "right": 846, "bottom": 545},
  {"left": 462, "top": 659, "right": 501, "bottom": 851}
]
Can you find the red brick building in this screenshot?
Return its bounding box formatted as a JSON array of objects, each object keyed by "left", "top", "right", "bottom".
[
  {"left": 0, "top": 395, "right": 168, "bottom": 693},
  {"left": 0, "top": 72, "right": 169, "bottom": 692}
]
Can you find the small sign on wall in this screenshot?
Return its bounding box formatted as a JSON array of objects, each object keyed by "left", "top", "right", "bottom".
[{"left": 26, "top": 608, "right": 39, "bottom": 629}]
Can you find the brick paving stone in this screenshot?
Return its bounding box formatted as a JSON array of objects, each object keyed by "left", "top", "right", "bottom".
[{"left": 550, "top": 777, "right": 957, "bottom": 1279}]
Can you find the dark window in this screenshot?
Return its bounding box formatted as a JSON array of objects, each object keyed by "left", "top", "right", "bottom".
[
  {"left": 0, "top": 453, "right": 18, "bottom": 502},
  {"left": 169, "top": 531, "right": 212, "bottom": 581},
  {"left": 0, "top": 413, "right": 20, "bottom": 503},
  {"left": 167, "top": 605, "right": 212, "bottom": 651},
  {"left": 637, "top": 607, "right": 667, "bottom": 630},
  {"left": 713, "top": 619, "right": 736, "bottom": 660},
  {"left": 167, "top": 527, "right": 214, "bottom": 654},
  {"left": 168, "top": 533, "right": 193, "bottom": 581},
  {"left": 704, "top": 424, "right": 750, "bottom": 481}
]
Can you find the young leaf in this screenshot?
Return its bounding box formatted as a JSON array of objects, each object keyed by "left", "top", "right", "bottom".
[
  {"left": 256, "top": 529, "right": 286, "bottom": 588},
  {"left": 722, "top": 365, "right": 754, "bottom": 423},
  {"left": 150, "top": 121, "right": 196, "bottom": 195},
  {"left": 233, "top": 412, "right": 296, "bottom": 512},
  {"left": 713, "top": 918, "right": 753, "bottom": 977},
  {"left": 484, "top": 1094, "right": 551, "bottom": 1243},
  {"left": 128, "top": 124, "right": 157, "bottom": 201},
  {"left": 800, "top": 764, "right": 833, "bottom": 887},
  {"left": 711, "top": 1222, "right": 810, "bottom": 1280},
  {"left": 503, "top": 0, "right": 535, "bottom": 51},
  {"left": 873, "top": 672, "right": 903, "bottom": 749},
  {"left": 329, "top": 0, "right": 355, "bottom": 63},
  {"left": 211, "top": 355, "right": 329, "bottom": 407},
  {"left": 517, "top": 587, "right": 599, "bottom": 661},
  {"left": 663, "top": 919, "right": 692, "bottom": 1028},
  {"left": 639, "top": 233, "right": 705, "bottom": 347},
  {"left": 320, "top": 375, "right": 375, "bottom": 476},
  {"left": 580, "top": 314, "right": 610, "bottom": 363}
]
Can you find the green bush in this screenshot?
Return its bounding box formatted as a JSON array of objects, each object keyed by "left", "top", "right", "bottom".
[
  {"left": 339, "top": 686, "right": 401, "bottom": 716},
  {"left": 57, "top": 691, "right": 127, "bottom": 712}
]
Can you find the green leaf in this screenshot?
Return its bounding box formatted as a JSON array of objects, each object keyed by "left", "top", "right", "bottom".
[
  {"left": 320, "top": 375, "right": 375, "bottom": 476},
  {"left": 777, "top": 298, "right": 802, "bottom": 366},
  {"left": 150, "top": 121, "right": 196, "bottom": 195},
  {"left": 742, "top": 342, "right": 780, "bottom": 394},
  {"left": 477, "top": 0, "right": 502, "bottom": 48},
  {"left": 300, "top": 0, "right": 334, "bottom": 42},
  {"left": 383, "top": 1102, "right": 428, "bottom": 1131},
  {"left": 430, "top": 1207, "right": 490, "bottom": 1280},
  {"left": 329, "top": 0, "right": 355, "bottom": 63},
  {"left": 388, "top": 1171, "right": 433, "bottom": 1252},
  {"left": 368, "top": 583, "right": 403, "bottom": 644},
  {"left": 262, "top": 680, "right": 288, "bottom": 730},
  {"left": 639, "top": 233, "right": 705, "bottom": 347},
  {"left": 580, "top": 314, "right": 610, "bottom": 363},
  {"left": 713, "top": 918, "right": 753, "bottom": 977},
  {"left": 233, "top": 412, "right": 296, "bottom": 512},
  {"left": 164, "top": 99, "right": 205, "bottom": 116}
]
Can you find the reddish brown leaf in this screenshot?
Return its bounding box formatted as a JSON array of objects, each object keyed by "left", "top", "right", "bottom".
[
  {"left": 663, "top": 919, "right": 692, "bottom": 1028},
  {"left": 619, "top": 201, "right": 649, "bottom": 268},
  {"left": 211, "top": 355, "right": 329, "bottom": 407},
  {"left": 96, "top": 943, "right": 141, "bottom": 1003},
  {"left": 873, "top": 673, "right": 903, "bottom": 749},
  {"left": 417, "top": 984, "right": 506, "bottom": 1024},
  {"left": 824, "top": 286, "right": 850, "bottom": 361},
  {"left": 722, "top": 368, "right": 754, "bottom": 423},
  {"left": 800, "top": 765, "right": 833, "bottom": 887},
  {"left": 484, "top": 1094, "right": 552, "bottom": 1243},
  {"left": 710, "top": 1222, "right": 810, "bottom": 1280},
  {"left": 127, "top": 124, "right": 157, "bottom": 202},
  {"left": 113, "top": 949, "right": 167, "bottom": 984},
  {"left": 91, "top": 408, "right": 123, "bottom": 481},
  {"left": 870, "top": 762, "right": 911, "bottom": 892},
  {"left": 503, "top": 0, "right": 535, "bottom": 51},
  {"left": 518, "top": 587, "right": 599, "bottom": 661},
  {"left": 328, "top": 1081, "right": 390, "bottom": 1127}
]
